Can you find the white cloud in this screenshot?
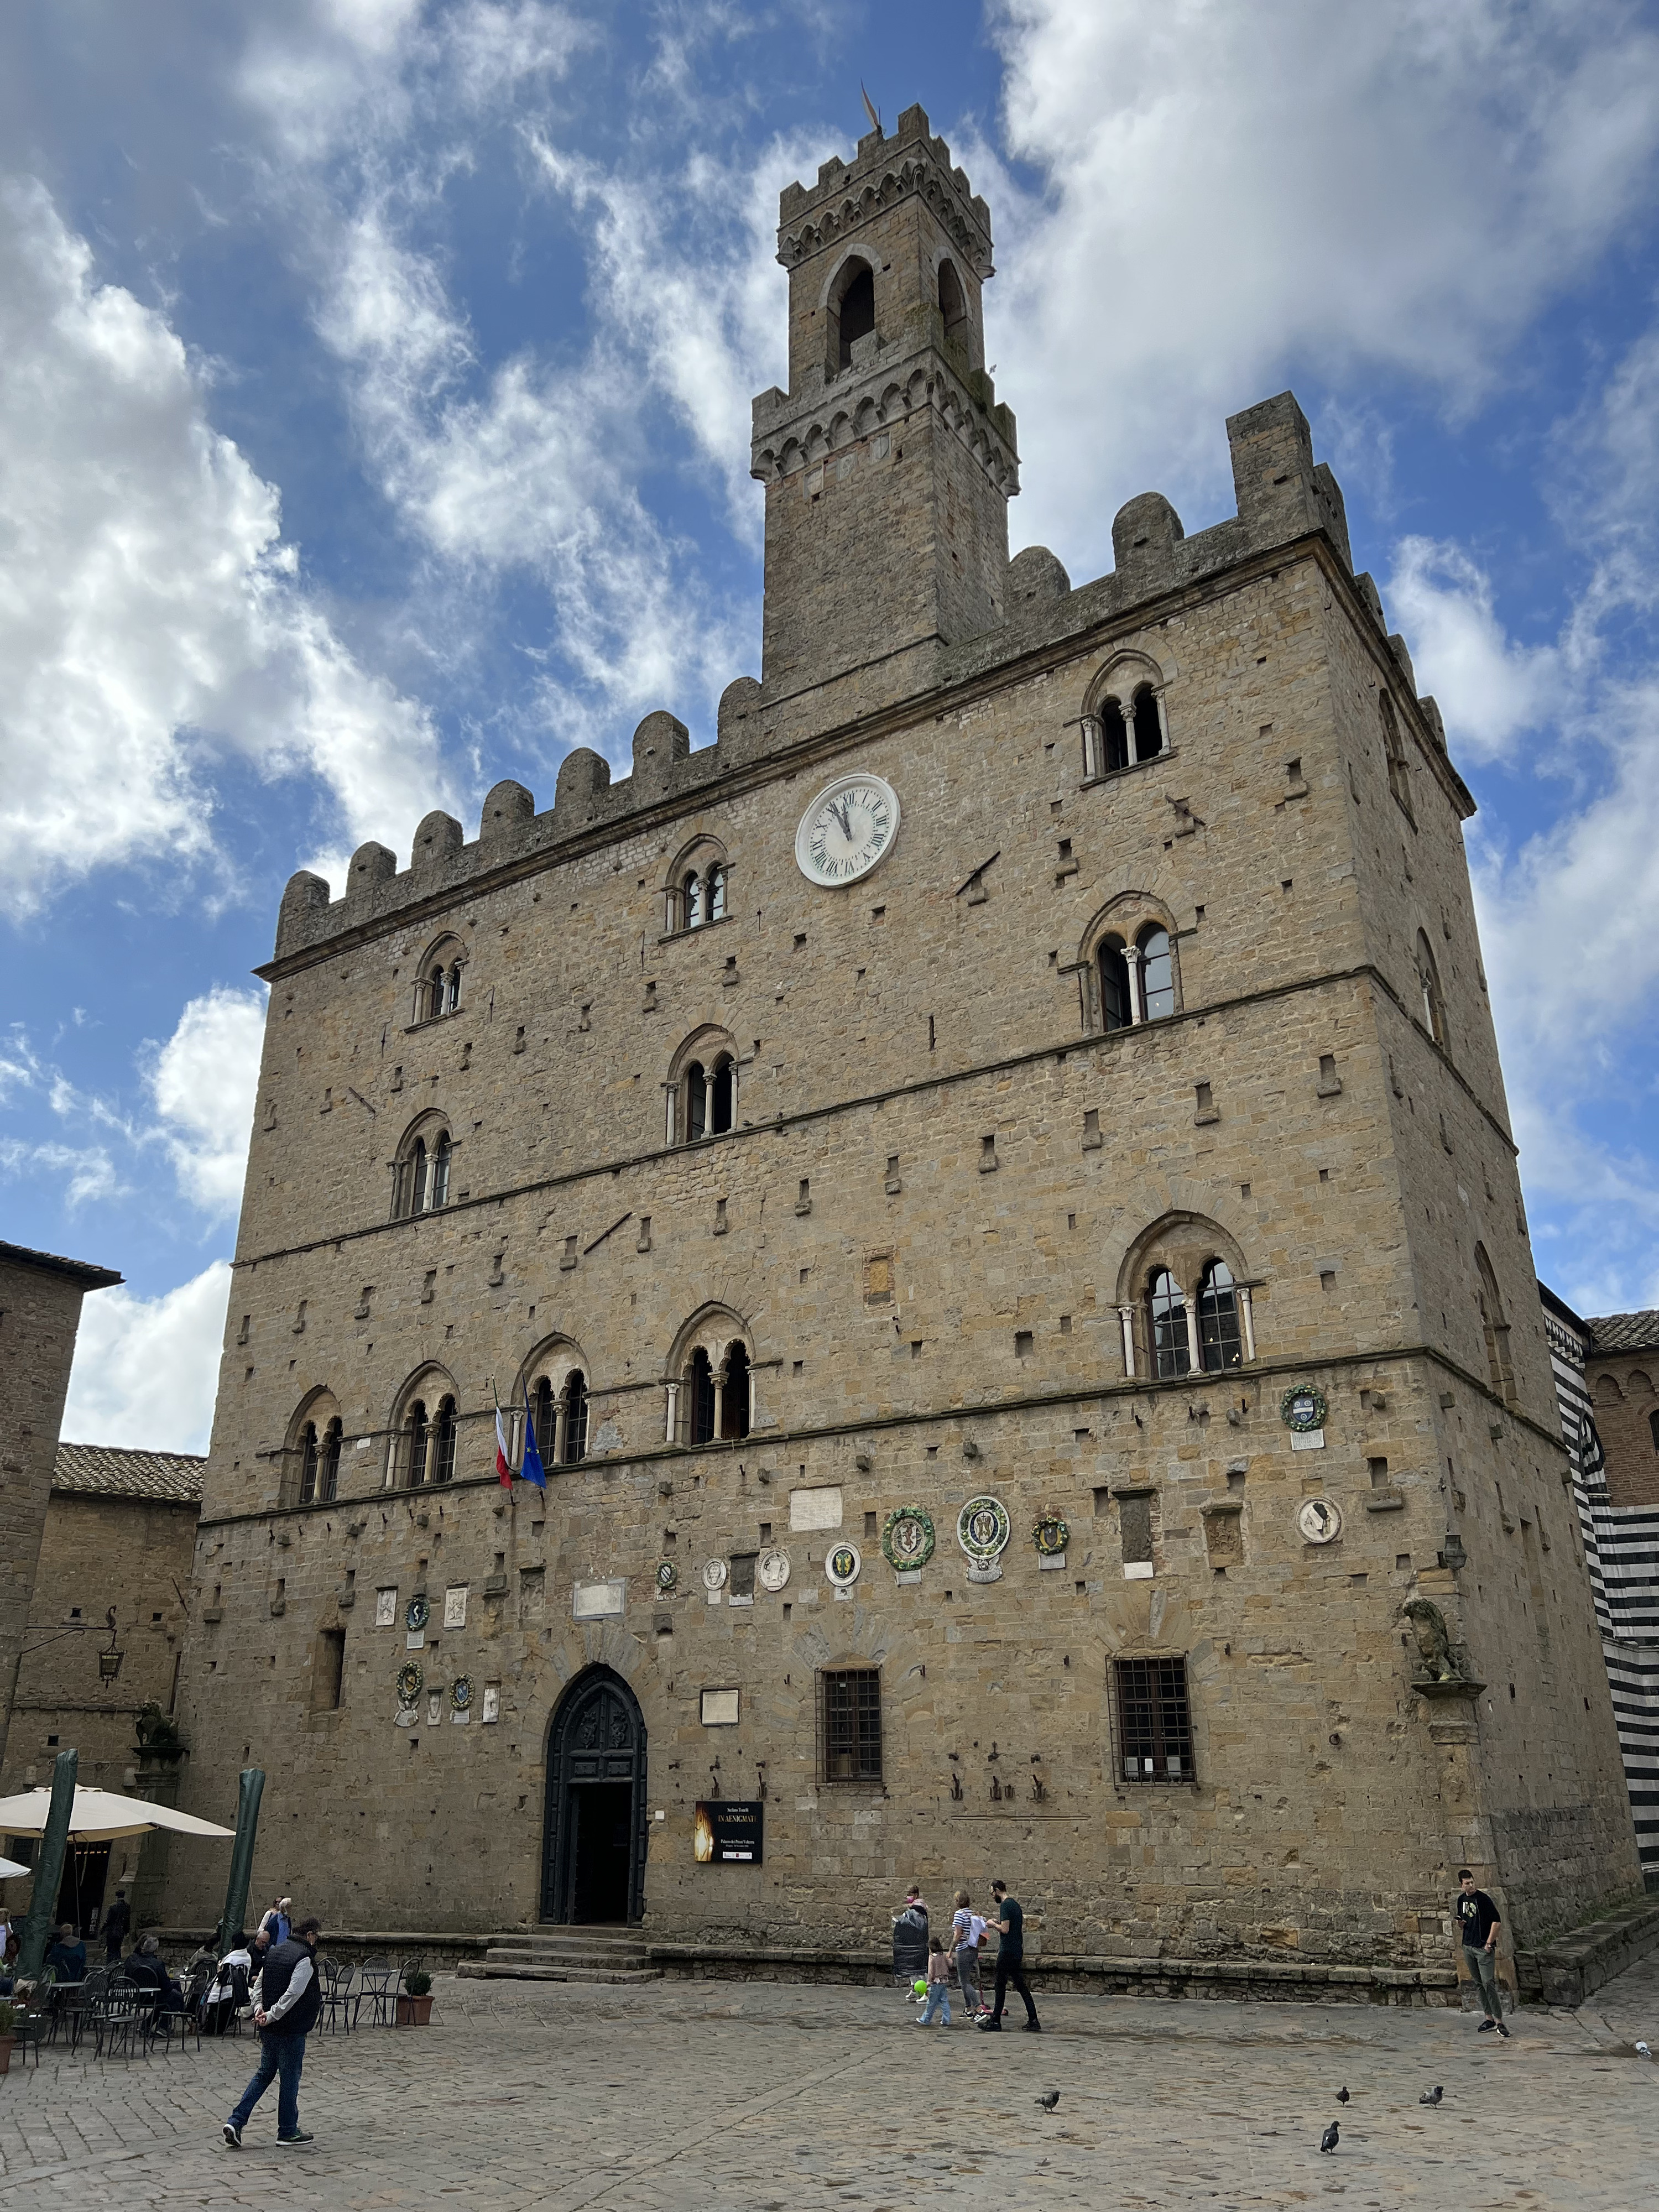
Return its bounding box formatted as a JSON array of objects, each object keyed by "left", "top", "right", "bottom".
[
  {"left": 0, "top": 1136, "right": 120, "bottom": 1209},
  {"left": 983, "top": 0, "right": 1659, "bottom": 567},
  {"left": 1386, "top": 538, "right": 1569, "bottom": 762},
  {"left": 61, "top": 1260, "right": 232, "bottom": 1456},
  {"left": 143, "top": 985, "right": 267, "bottom": 1218},
  {"left": 0, "top": 175, "right": 453, "bottom": 917}
]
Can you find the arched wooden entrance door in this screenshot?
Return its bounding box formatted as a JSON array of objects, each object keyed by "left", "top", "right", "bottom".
[{"left": 541, "top": 1667, "right": 647, "bottom": 1925}]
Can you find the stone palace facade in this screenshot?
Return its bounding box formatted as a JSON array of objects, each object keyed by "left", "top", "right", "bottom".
[{"left": 163, "top": 106, "right": 1641, "bottom": 1976}]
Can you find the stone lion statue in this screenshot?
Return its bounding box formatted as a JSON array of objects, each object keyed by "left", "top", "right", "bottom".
[{"left": 1401, "top": 1597, "right": 1461, "bottom": 1682}]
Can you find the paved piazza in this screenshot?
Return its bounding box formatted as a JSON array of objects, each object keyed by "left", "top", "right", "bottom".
[{"left": 1, "top": 1958, "right": 1656, "bottom": 2211}]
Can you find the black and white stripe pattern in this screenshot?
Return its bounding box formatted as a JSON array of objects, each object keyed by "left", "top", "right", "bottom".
[{"left": 1542, "top": 1290, "right": 1659, "bottom": 1880}]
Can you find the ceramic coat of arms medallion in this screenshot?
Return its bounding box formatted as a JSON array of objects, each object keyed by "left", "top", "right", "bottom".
[
  {"left": 758, "top": 1547, "right": 791, "bottom": 1593},
  {"left": 957, "top": 1495, "right": 1011, "bottom": 1582},
  {"left": 826, "top": 1541, "right": 862, "bottom": 1595},
  {"left": 881, "top": 1507, "right": 935, "bottom": 1581}
]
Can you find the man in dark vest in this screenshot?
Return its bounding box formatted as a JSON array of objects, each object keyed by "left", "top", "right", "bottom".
[{"left": 222, "top": 1915, "right": 324, "bottom": 2148}]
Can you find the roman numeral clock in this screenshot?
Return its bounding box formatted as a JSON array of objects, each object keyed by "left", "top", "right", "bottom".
[{"left": 794, "top": 773, "right": 900, "bottom": 887}]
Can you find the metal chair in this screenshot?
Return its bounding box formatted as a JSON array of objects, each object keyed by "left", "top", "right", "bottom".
[
  {"left": 354, "top": 1958, "right": 397, "bottom": 2028},
  {"left": 92, "top": 1985, "right": 157, "bottom": 2062},
  {"left": 319, "top": 1959, "right": 357, "bottom": 2034}
]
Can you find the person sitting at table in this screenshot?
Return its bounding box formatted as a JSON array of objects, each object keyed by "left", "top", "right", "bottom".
[
  {"left": 202, "top": 1932, "right": 253, "bottom": 2036},
  {"left": 44, "top": 1926, "right": 86, "bottom": 1982},
  {"left": 123, "top": 1933, "right": 185, "bottom": 2012}
]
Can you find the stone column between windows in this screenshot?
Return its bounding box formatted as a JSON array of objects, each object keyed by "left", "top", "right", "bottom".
[
  {"left": 665, "top": 1087, "right": 677, "bottom": 1146},
  {"left": 712, "top": 1370, "right": 726, "bottom": 1442},
  {"left": 554, "top": 1395, "right": 568, "bottom": 1467},
  {"left": 1118, "top": 1306, "right": 1136, "bottom": 1379},
  {"left": 1155, "top": 688, "right": 1171, "bottom": 753},
  {"left": 1124, "top": 946, "right": 1144, "bottom": 1025},
  {"left": 1081, "top": 714, "right": 1102, "bottom": 781},
  {"left": 1183, "top": 1295, "right": 1202, "bottom": 1376},
  {"left": 664, "top": 1381, "right": 680, "bottom": 1446},
  {"left": 1238, "top": 1286, "right": 1256, "bottom": 1363}
]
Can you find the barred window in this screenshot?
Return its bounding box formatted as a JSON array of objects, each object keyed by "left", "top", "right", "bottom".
[
  {"left": 1113, "top": 1656, "right": 1193, "bottom": 1783},
  {"left": 821, "top": 1667, "right": 882, "bottom": 1783}
]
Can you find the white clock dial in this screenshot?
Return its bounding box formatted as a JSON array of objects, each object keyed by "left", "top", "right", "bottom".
[{"left": 795, "top": 773, "right": 900, "bottom": 888}]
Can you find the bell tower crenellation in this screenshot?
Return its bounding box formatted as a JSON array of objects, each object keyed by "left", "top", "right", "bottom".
[{"left": 750, "top": 104, "right": 1018, "bottom": 717}]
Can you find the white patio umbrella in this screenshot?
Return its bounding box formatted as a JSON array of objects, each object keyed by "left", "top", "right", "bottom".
[
  {"left": 0, "top": 1855, "right": 32, "bottom": 1880},
  {"left": 0, "top": 1786, "right": 234, "bottom": 1841}
]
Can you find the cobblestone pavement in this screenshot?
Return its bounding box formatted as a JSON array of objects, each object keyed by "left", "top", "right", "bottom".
[{"left": 1, "top": 1956, "right": 1655, "bottom": 2211}]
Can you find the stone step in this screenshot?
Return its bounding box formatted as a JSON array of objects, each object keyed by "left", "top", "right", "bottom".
[
  {"left": 455, "top": 1959, "right": 662, "bottom": 1984},
  {"left": 484, "top": 1946, "right": 650, "bottom": 1969}
]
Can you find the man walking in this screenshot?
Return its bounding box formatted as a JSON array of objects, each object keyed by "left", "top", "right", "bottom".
[
  {"left": 975, "top": 1878, "right": 1040, "bottom": 2032},
  {"left": 1454, "top": 1870, "right": 1509, "bottom": 2038},
  {"left": 102, "top": 1886, "right": 131, "bottom": 1963},
  {"left": 223, "top": 1915, "right": 324, "bottom": 2148}
]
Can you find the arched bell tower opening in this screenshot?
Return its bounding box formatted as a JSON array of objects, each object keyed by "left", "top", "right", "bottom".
[{"left": 541, "top": 1666, "right": 647, "bottom": 1926}]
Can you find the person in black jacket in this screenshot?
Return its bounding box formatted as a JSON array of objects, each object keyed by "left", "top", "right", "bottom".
[
  {"left": 101, "top": 1888, "right": 131, "bottom": 1961},
  {"left": 1454, "top": 1870, "right": 1510, "bottom": 2038},
  {"left": 223, "top": 1917, "right": 324, "bottom": 2149}
]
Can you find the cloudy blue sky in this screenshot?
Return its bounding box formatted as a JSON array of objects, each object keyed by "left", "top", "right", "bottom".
[{"left": 3, "top": 0, "right": 1658, "bottom": 1452}]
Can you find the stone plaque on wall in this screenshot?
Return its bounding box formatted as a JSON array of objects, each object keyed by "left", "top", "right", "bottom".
[
  {"left": 790, "top": 1485, "right": 843, "bottom": 1532},
  {"left": 573, "top": 1579, "right": 625, "bottom": 1620}
]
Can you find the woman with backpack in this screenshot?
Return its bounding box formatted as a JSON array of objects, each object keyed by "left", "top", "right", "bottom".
[{"left": 951, "top": 1888, "right": 988, "bottom": 2017}]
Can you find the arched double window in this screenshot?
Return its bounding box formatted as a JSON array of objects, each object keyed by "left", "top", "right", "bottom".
[
  {"left": 1083, "top": 662, "right": 1167, "bottom": 780},
  {"left": 1474, "top": 1244, "right": 1515, "bottom": 1407},
  {"left": 668, "top": 1031, "right": 738, "bottom": 1145},
  {"left": 665, "top": 839, "right": 730, "bottom": 935},
  {"left": 521, "top": 1337, "right": 591, "bottom": 1470},
  {"left": 393, "top": 1119, "right": 452, "bottom": 1218},
  {"left": 299, "top": 1417, "right": 342, "bottom": 1505},
  {"left": 679, "top": 862, "right": 726, "bottom": 931},
  {"left": 1117, "top": 1216, "right": 1257, "bottom": 1382},
  {"left": 286, "top": 1390, "right": 343, "bottom": 1507},
  {"left": 1091, "top": 913, "right": 1178, "bottom": 1032},
  {"left": 1381, "top": 692, "right": 1414, "bottom": 822},
  {"left": 390, "top": 1369, "right": 460, "bottom": 1488},
  {"left": 414, "top": 935, "right": 466, "bottom": 1023},
  {"left": 666, "top": 1311, "right": 754, "bottom": 1448},
  {"left": 1416, "top": 931, "right": 1447, "bottom": 1051}
]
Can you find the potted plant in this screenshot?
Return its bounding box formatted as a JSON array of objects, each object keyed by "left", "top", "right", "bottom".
[
  {"left": 396, "top": 1967, "right": 434, "bottom": 2026},
  {"left": 0, "top": 2000, "right": 18, "bottom": 2076}
]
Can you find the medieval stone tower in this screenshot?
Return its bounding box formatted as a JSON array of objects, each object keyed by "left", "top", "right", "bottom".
[{"left": 166, "top": 105, "right": 1638, "bottom": 1982}]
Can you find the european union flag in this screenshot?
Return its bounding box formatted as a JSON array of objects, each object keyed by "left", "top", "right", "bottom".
[{"left": 521, "top": 1386, "right": 547, "bottom": 1488}]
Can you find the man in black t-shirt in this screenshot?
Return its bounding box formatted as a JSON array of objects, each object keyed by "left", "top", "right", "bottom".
[
  {"left": 975, "top": 1879, "right": 1040, "bottom": 2031},
  {"left": 1454, "top": 1869, "right": 1509, "bottom": 2037}
]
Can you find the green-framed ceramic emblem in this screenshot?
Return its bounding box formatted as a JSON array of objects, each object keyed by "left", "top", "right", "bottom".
[
  {"left": 1280, "top": 1383, "right": 1327, "bottom": 1434},
  {"left": 881, "top": 1507, "right": 936, "bottom": 1572}
]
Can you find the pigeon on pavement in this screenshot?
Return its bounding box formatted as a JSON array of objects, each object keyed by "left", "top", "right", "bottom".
[
  {"left": 1335, "top": 2088, "right": 1349, "bottom": 2104},
  {"left": 1636, "top": 2042, "right": 1651, "bottom": 2058},
  {"left": 1420, "top": 2086, "right": 1443, "bottom": 2106},
  {"left": 1035, "top": 2091, "right": 1060, "bottom": 2111},
  {"left": 1319, "top": 2122, "right": 1339, "bottom": 2154}
]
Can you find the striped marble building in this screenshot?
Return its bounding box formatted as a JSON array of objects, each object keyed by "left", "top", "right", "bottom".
[{"left": 1541, "top": 1287, "right": 1659, "bottom": 1886}]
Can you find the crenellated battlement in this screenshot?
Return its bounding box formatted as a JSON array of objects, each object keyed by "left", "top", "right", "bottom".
[
  {"left": 777, "top": 104, "right": 992, "bottom": 276},
  {"left": 267, "top": 391, "right": 1462, "bottom": 972}
]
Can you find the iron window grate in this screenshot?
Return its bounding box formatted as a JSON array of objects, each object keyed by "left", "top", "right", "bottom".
[
  {"left": 1114, "top": 1656, "right": 1193, "bottom": 1783},
  {"left": 820, "top": 1667, "right": 882, "bottom": 1783}
]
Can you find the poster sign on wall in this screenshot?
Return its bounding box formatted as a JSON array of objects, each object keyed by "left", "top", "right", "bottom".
[{"left": 693, "top": 1801, "right": 764, "bottom": 1864}]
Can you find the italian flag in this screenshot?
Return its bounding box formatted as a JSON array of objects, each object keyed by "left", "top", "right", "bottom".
[{"left": 494, "top": 1396, "right": 513, "bottom": 1488}]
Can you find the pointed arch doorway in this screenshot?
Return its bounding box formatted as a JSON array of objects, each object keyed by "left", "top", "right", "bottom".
[{"left": 541, "top": 1667, "right": 647, "bottom": 1925}]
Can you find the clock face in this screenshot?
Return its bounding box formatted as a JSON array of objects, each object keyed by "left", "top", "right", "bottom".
[{"left": 796, "top": 773, "right": 900, "bottom": 887}]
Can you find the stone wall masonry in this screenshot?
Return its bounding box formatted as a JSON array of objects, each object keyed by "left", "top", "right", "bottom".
[
  {"left": 0, "top": 1490, "right": 199, "bottom": 1801},
  {"left": 0, "top": 1252, "right": 116, "bottom": 1777},
  {"left": 169, "top": 1343, "right": 1616, "bottom": 1960},
  {"left": 1584, "top": 1347, "right": 1659, "bottom": 1511}
]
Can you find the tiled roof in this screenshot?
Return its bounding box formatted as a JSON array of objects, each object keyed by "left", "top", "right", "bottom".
[
  {"left": 53, "top": 1442, "right": 206, "bottom": 1505},
  {"left": 0, "top": 1239, "right": 122, "bottom": 1290},
  {"left": 1587, "top": 1310, "right": 1659, "bottom": 1357}
]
